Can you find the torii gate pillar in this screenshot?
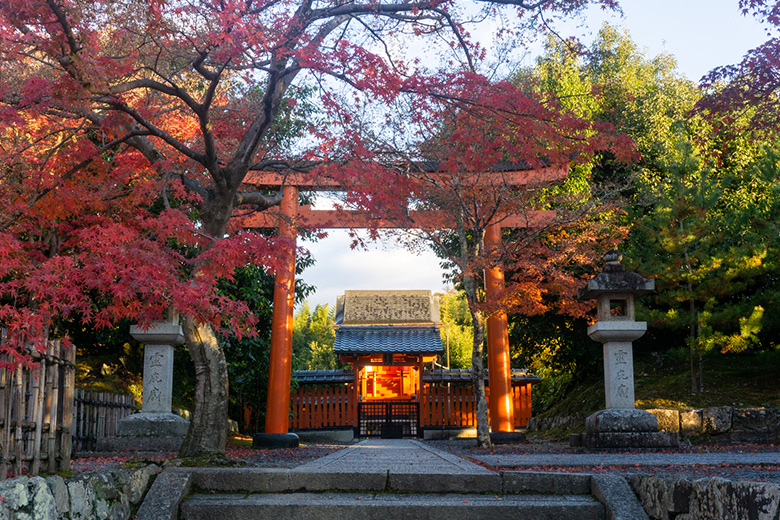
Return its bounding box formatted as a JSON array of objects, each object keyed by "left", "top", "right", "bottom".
[
  {"left": 254, "top": 187, "right": 300, "bottom": 448},
  {"left": 484, "top": 223, "right": 516, "bottom": 436}
]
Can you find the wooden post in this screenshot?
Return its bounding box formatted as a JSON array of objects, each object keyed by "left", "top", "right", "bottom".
[
  {"left": 45, "top": 341, "right": 58, "bottom": 474},
  {"left": 483, "top": 222, "right": 515, "bottom": 433},
  {"left": 265, "top": 187, "right": 298, "bottom": 434},
  {"left": 0, "top": 354, "right": 8, "bottom": 480},
  {"left": 31, "top": 347, "right": 47, "bottom": 475},
  {"left": 13, "top": 365, "right": 23, "bottom": 476},
  {"left": 59, "top": 343, "right": 75, "bottom": 472}
]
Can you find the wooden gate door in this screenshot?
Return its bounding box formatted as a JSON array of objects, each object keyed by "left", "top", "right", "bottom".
[{"left": 358, "top": 402, "right": 420, "bottom": 438}]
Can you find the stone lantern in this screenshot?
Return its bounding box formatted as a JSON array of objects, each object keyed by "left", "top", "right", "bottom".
[
  {"left": 99, "top": 310, "right": 190, "bottom": 452},
  {"left": 572, "top": 252, "right": 678, "bottom": 449}
]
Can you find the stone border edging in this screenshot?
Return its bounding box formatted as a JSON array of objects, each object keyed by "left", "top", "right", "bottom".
[
  {"left": 528, "top": 406, "right": 780, "bottom": 443},
  {"left": 136, "top": 467, "right": 649, "bottom": 519},
  {"left": 135, "top": 468, "right": 194, "bottom": 520}
]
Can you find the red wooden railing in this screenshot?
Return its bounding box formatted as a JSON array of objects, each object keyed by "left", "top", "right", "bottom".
[
  {"left": 289, "top": 383, "right": 533, "bottom": 431},
  {"left": 290, "top": 385, "right": 356, "bottom": 430}
]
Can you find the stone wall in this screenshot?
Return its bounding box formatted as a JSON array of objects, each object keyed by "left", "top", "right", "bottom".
[
  {"left": 630, "top": 475, "right": 780, "bottom": 520},
  {"left": 0, "top": 464, "right": 159, "bottom": 520},
  {"left": 529, "top": 407, "right": 780, "bottom": 443},
  {"left": 526, "top": 413, "right": 588, "bottom": 433},
  {"left": 646, "top": 407, "right": 780, "bottom": 443}
]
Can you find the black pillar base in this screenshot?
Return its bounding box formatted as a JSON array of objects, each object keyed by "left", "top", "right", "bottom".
[
  {"left": 252, "top": 432, "right": 300, "bottom": 449},
  {"left": 490, "top": 431, "right": 527, "bottom": 444}
]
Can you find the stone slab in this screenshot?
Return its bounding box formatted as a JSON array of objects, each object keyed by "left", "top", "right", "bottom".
[
  {"left": 585, "top": 431, "right": 679, "bottom": 449},
  {"left": 423, "top": 427, "right": 477, "bottom": 440},
  {"left": 586, "top": 409, "right": 659, "bottom": 433},
  {"left": 180, "top": 492, "right": 605, "bottom": 520},
  {"left": 388, "top": 473, "right": 502, "bottom": 493},
  {"left": 591, "top": 474, "right": 650, "bottom": 520},
  {"left": 502, "top": 471, "right": 592, "bottom": 495},
  {"left": 490, "top": 431, "right": 527, "bottom": 444},
  {"left": 471, "top": 452, "right": 780, "bottom": 468},
  {"left": 191, "top": 468, "right": 387, "bottom": 493},
  {"left": 117, "top": 412, "right": 190, "bottom": 436},
  {"left": 647, "top": 409, "right": 680, "bottom": 433},
  {"left": 97, "top": 435, "right": 185, "bottom": 452},
  {"left": 252, "top": 432, "right": 299, "bottom": 448},
  {"left": 292, "top": 439, "right": 491, "bottom": 475},
  {"left": 135, "top": 468, "right": 193, "bottom": 520},
  {"left": 294, "top": 429, "right": 354, "bottom": 443}
]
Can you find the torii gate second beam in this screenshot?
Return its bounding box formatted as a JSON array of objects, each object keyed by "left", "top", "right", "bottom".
[{"left": 242, "top": 165, "right": 567, "bottom": 443}]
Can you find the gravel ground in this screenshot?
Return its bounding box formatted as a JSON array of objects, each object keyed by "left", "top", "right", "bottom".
[
  {"left": 427, "top": 439, "right": 780, "bottom": 484},
  {"left": 69, "top": 439, "right": 780, "bottom": 484},
  {"left": 225, "top": 441, "right": 352, "bottom": 468},
  {"left": 69, "top": 440, "right": 352, "bottom": 473}
]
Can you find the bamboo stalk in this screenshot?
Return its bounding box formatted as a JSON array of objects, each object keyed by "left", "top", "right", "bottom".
[
  {"left": 31, "top": 347, "right": 47, "bottom": 475},
  {"left": 58, "top": 344, "right": 74, "bottom": 472},
  {"left": 46, "top": 342, "right": 59, "bottom": 474},
  {"left": 14, "top": 365, "right": 23, "bottom": 476}
]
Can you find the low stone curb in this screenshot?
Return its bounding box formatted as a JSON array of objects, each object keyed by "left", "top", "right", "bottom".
[
  {"left": 530, "top": 406, "right": 780, "bottom": 443},
  {"left": 137, "top": 467, "right": 647, "bottom": 519},
  {"left": 592, "top": 474, "right": 650, "bottom": 520},
  {"left": 136, "top": 468, "right": 194, "bottom": 520}
]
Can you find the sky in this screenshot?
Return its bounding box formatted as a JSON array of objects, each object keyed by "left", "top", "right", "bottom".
[{"left": 298, "top": 0, "right": 769, "bottom": 310}]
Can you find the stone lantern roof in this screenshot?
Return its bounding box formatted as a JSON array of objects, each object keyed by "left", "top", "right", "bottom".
[{"left": 578, "top": 252, "right": 655, "bottom": 300}]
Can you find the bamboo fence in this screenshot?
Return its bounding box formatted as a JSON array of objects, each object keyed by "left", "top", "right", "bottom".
[
  {"left": 72, "top": 389, "right": 137, "bottom": 453},
  {"left": 0, "top": 339, "right": 75, "bottom": 479}
]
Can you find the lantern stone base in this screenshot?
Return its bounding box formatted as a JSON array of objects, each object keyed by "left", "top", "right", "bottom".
[
  {"left": 96, "top": 412, "right": 189, "bottom": 452},
  {"left": 570, "top": 409, "right": 679, "bottom": 449},
  {"left": 253, "top": 432, "right": 300, "bottom": 449}
]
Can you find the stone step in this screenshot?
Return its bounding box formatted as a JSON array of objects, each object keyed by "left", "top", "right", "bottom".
[{"left": 180, "top": 492, "right": 605, "bottom": 520}]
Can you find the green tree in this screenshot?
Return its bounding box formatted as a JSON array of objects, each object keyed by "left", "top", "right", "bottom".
[
  {"left": 627, "top": 144, "right": 780, "bottom": 392},
  {"left": 292, "top": 302, "right": 340, "bottom": 370},
  {"left": 438, "top": 290, "right": 473, "bottom": 369}
]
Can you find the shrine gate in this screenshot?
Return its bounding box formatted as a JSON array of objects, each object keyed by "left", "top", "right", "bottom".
[{"left": 240, "top": 164, "right": 567, "bottom": 441}]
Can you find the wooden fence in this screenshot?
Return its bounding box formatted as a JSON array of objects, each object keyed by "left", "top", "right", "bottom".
[
  {"left": 0, "top": 339, "right": 75, "bottom": 479},
  {"left": 73, "top": 390, "right": 137, "bottom": 452},
  {"left": 290, "top": 385, "right": 355, "bottom": 430},
  {"left": 289, "top": 383, "right": 534, "bottom": 431}
]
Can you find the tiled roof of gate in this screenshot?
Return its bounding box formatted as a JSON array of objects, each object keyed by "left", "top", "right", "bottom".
[
  {"left": 333, "top": 326, "right": 443, "bottom": 355},
  {"left": 292, "top": 368, "right": 542, "bottom": 384}
]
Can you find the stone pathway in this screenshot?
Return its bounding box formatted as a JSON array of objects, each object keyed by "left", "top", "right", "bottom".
[{"left": 293, "top": 438, "right": 492, "bottom": 474}]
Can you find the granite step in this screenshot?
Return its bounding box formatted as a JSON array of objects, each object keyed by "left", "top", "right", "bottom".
[{"left": 179, "top": 491, "right": 605, "bottom": 520}]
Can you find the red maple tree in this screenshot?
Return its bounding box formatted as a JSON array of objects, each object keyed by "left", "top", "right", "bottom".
[
  {"left": 0, "top": 0, "right": 622, "bottom": 455},
  {"left": 697, "top": 1, "right": 780, "bottom": 133}
]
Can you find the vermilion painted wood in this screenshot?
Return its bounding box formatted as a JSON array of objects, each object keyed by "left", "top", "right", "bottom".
[
  {"left": 484, "top": 222, "right": 516, "bottom": 433},
  {"left": 255, "top": 166, "right": 564, "bottom": 435},
  {"left": 240, "top": 204, "right": 556, "bottom": 230},
  {"left": 265, "top": 187, "right": 299, "bottom": 434},
  {"left": 243, "top": 165, "right": 568, "bottom": 191}
]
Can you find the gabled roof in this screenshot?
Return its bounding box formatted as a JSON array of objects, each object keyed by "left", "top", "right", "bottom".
[
  {"left": 423, "top": 368, "right": 542, "bottom": 384},
  {"left": 334, "top": 326, "right": 443, "bottom": 355},
  {"left": 292, "top": 368, "right": 542, "bottom": 384}
]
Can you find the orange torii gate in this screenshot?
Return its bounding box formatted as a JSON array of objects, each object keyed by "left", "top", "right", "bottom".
[{"left": 241, "top": 164, "right": 568, "bottom": 445}]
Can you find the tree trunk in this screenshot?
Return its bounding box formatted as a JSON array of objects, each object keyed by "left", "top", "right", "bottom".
[
  {"left": 471, "top": 317, "right": 491, "bottom": 448},
  {"left": 180, "top": 316, "right": 229, "bottom": 456},
  {"left": 463, "top": 274, "right": 491, "bottom": 448},
  {"left": 688, "top": 295, "right": 701, "bottom": 394}
]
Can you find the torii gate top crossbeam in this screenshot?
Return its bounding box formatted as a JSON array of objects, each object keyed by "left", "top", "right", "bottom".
[
  {"left": 243, "top": 164, "right": 568, "bottom": 191},
  {"left": 239, "top": 164, "right": 567, "bottom": 230}
]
